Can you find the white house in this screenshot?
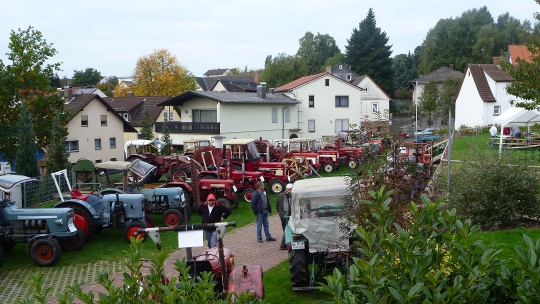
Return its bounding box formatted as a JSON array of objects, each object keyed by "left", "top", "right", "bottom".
[
  {"left": 454, "top": 64, "right": 523, "bottom": 128},
  {"left": 157, "top": 85, "right": 300, "bottom": 145},
  {"left": 275, "top": 71, "right": 390, "bottom": 137}
]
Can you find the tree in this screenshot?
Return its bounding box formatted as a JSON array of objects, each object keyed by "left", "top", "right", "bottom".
[
  {"left": 345, "top": 8, "right": 394, "bottom": 94},
  {"left": 296, "top": 31, "right": 341, "bottom": 74},
  {"left": 260, "top": 53, "right": 308, "bottom": 88},
  {"left": 323, "top": 52, "right": 345, "bottom": 70},
  {"left": 393, "top": 55, "right": 410, "bottom": 90},
  {"left": 96, "top": 76, "right": 118, "bottom": 97},
  {"left": 71, "top": 67, "right": 102, "bottom": 87},
  {"left": 160, "top": 116, "right": 172, "bottom": 155},
  {"left": 45, "top": 110, "right": 71, "bottom": 173},
  {"left": 0, "top": 26, "right": 64, "bottom": 163},
  {"left": 438, "top": 76, "right": 461, "bottom": 118},
  {"left": 132, "top": 49, "right": 196, "bottom": 96},
  {"left": 139, "top": 102, "right": 154, "bottom": 140},
  {"left": 417, "top": 80, "right": 439, "bottom": 126},
  {"left": 15, "top": 101, "right": 39, "bottom": 177},
  {"left": 49, "top": 72, "right": 62, "bottom": 88}
]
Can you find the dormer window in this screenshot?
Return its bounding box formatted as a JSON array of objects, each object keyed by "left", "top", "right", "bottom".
[
  {"left": 339, "top": 65, "right": 342, "bottom": 69},
  {"left": 123, "top": 113, "right": 129, "bottom": 121},
  {"left": 346, "top": 74, "right": 351, "bottom": 80}
]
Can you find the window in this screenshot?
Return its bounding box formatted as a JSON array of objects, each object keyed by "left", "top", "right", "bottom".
[
  {"left": 325, "top": 79, "right": 329, "bottom": 86},
  {"left": 163, "top": 111, "right": 168, "bottom": 120},
  {"left": 308, "top": 120, "right": 315, "bottom": 132},
  {"left": 95, "top": 139, "right": 102, "bottom": 150},
  {"left": 100, "top": 115, "right": 107, "bottom": 126},
  {"left": 372, "top": 103, "right": 379, "bottom": 113},
  {"left": 110, "top": 137, "right": 116, "bottom": 149},
  {"left": 339, "top": 65, "right": 342, "bottom": 69},
  {"left": 309, "top": 95, "right": 314, "bottom": 107},
  {"left": 169, "top": 110, "right": 174, "bottom": 121},
  {"left": 335, "top": 119, "right": 349, "bottom": 133},
  {"left": 284, "top": 107, "right": 290, "bottom": 123},
  {"left": 65, "top": 140, "right": 79, "bottom": 152},
  {"left": 110, "top": 158, "right": 117, "bottom": 161},
  {"left": 346, "top": 74, "right": 351, "bottom": 80},
  {"left": 95, "top": 159, "right": 102, "bottom": 163},
  {"left": 123, "top": 113, "right": 129, "bottom": 121},
  {"left": 272, "top": 108, "right": 278, "bottom": 123},
  {"left": 494, "top": 106, "right": 501, "bottom": 115},
  {"left": 335, "top": 96, "right": 349, "bottom": 107},
  {"left": 192, "top": 109, "right": 217, "bottom": 122},
  {"left": 81, "top": 115, "right": 88, "bottom": 127}
]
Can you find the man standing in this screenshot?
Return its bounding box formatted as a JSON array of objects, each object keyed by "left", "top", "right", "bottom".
[
  {"left": 489, "top": 124, "right": 498, "bottom": 146},
  {"left": 196, "top": 193, "right": 231, "bottom": 248},
  {"left": 276, "top": 183, "right": 293, "bottom": 250},
  {"left": 251, "top": 181, "right": 276, "bottom": 243}
]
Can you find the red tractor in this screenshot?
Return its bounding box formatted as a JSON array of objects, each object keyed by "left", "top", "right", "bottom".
[
  {"left": 222, "top": 138, "right": 290, "bottom": 194},
  {"left": 320, "top": 133, "right": 366, "bottom": 170}
]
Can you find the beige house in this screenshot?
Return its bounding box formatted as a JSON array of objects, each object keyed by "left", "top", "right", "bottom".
[{"left": 64, "top": 94, "right": 138, "bottom": 163}]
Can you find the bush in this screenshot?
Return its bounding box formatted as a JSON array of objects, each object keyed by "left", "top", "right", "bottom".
[{"left": 447, "top": 147, "right": 540, "bottom": 229}]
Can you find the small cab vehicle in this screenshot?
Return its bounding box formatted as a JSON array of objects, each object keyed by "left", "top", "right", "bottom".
[
  {"left": 414, "top": 127, "right": 438, "bottom": 136},
  {"left": 0, "top": 173, "right": 83, "bottom": 267}
]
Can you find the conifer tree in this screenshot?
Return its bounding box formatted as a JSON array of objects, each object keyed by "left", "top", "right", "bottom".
[
  {"left": 139, "top": 102, "right": 154, "bottom": 140},
  {"left": 45, "top": 110, "right": 71, "bottom": 173},
  {"left": 160, "top": 116, "right": 172, "bottom": 155},
  {"left": 15, "top": 101, "right": 39, "bottom": 177}
]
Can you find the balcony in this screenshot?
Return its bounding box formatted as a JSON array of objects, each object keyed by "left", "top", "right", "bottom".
[{"left": 154, "top": 122, "right": 220, "bottom": 134}]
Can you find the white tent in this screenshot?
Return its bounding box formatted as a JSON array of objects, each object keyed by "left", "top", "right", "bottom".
[{"left": 493, "top": 107, "right": 540, "bottom": 153}]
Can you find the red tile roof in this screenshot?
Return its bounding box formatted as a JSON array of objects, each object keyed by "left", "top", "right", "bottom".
[
  {"left": 508, "top": 45, "right": 533, "bottom": 64},
  {"left": 274, "top": 73, "right": 327, "bottom": 92}
]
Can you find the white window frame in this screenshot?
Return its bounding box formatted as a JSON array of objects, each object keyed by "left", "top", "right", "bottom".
[
  {"left": 272, "top": 108, "right": 278, "bottom": 123},
  {"left": 169, "top": 110, "right": 174, "bottom": 121},
  {"left": 494, "top": 106, "right": 501, "bottom": 115},
  {"left": 372, "top": 103, "right": 379, "bottom": 113},
  {"left": 110, "top": 137, "right": 116, "bottom": 149},
  {"left": 335, "top": 96, "right": 349, "bottom": 107},
  {"left": 284, "top": 107, "right": 290, "bottom": 123},
  {"left": 65, "top": 140, "right": 79, "bottom": 152},
  {"left": 335, "top": 119, "right": 349, "bottom": 133},
  {"left": 309, "top": 95, "right": 314, "bottom": 107},
  {"left": 100, "top": 115, "right": 107, "bottom": 126},
  {"left": 308, "top": 119, "right": 315, "bottom": 132},
  {"left": 95, "top": 138, "right": 102, "bottom": 150},
  {"left": 81, "top": 115, "right": 88, "bottom": 127}
]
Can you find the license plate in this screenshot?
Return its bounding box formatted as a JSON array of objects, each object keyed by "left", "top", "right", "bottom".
[
  {"left": 68, "top": 222, "right": 77, "bottom": 233},
  {"left": 291, "top": 241, "right": 305, "bottom": 250}
]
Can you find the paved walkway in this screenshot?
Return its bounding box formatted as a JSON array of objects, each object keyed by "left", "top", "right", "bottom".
[{"left": 3, "top": 214, "right": 286, "bottom": 303}]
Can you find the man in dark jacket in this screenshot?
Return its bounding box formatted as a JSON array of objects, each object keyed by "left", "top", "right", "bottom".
[
  {"left": 276, "top": 183, "right": 293, "bottom": 250},
  {"left": 196, "top": 193, "right": 231, "bottom": 248},
  {"left": 251, "top": 181, "right": 276, "bottom": 243}
]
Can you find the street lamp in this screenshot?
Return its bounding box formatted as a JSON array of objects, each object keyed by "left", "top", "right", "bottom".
[{"left": 212, "top": 135, "right": 226, "bottom": 178}]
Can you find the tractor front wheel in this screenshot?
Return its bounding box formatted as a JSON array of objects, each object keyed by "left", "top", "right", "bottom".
[
  {"left": 242, "top": 188, "right": 255, "bottom": 202},
  {"left": 124, "top": 221, "right": 147, "bottom": 243},
  {"left": 322, "top": 162, "right": 335, "bottom": 173},
  {"left": 62, "top": 204, "right": 96, "bottom": 241},
  {"left": 269, "top": 179, "right": 286, "bottom": 194},
  {"left": 59, "top": 227, "right": 85, "bottom": 251},
  {"left": 229, "top": 194, "right": 239, "bottom": 209},
  {"left": 289, "top": 248, "right": 309, "bottom": 288},
  {"left": 217, "top": 198, "right": 232, "bottom": 209},
  {"left": 162, "top": 209, "right": 184, "bottom": 227},
  {"left": 144, "top": 215, "right": 155, "bottom": 228},
  {"left": 30, "top": 237, "right": 62, "bottom": 267},
  {"left": 348, "top": 159, "right": 357, "bottom": 169}
]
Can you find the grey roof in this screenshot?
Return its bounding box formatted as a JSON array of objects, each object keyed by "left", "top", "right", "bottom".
[
  {"left": 196, "top": 75, "right": 255, "bottom": 91},
  {"left": 203, "top": 68, "right": 230, "bottom": 76},
  {"left": 415, "top": 67, "right": 464, "bottom": 84},
  {"left": 158, "top": 90, "right": 299, "bottom": 107}
]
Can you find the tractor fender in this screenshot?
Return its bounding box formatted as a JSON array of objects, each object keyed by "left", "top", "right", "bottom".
[
  {"left": 228, "top": 264, "right": 265, "bottom": 300},
  {"left": 54, "top": 200, "right": 99, "bottom": 218},
  {"left": 25, "top": 234, "right": 54, "bottom": 254}
]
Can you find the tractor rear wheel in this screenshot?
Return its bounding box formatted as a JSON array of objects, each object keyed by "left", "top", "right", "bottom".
[
  {"left": 242, "top": 188, "right": 255, "bottom": 202},
  {"left": 30, "top": 237, "right": 62, "bottom": 267},
  {"left": 59, "top": 227, "right": 85, "bottom": 251},
  {"left": 348, "top": 159, "right": 357, "bottom": 169},
  {"left": 124, "top": 221, "right": 147, "bottom": 243},
  {"left": 269, "top": 179, "right": 286, "bottom": 194},
  {"left": 229, "top": 194, "right": 239, "bottom": 209},
  {"left": 162, "top": 209, "right": 184, "bottom": 227},
  {"left": 217, "top": 198, "right": 232, "bottom": 209},
  {"left": 62, "top": 203, "right": 96, "bottom": 241},
  {"left": 289, "top": 248, "right": 309, "bottom": 287},
  {"left": 322, "top": 162, "right": 335, "bottom": 173},
  {"left": 171, "top": 168, "right": 190, "bottom": 182}
]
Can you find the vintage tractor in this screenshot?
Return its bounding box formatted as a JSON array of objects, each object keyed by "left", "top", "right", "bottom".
[
  {"left": 284, "top": 176, "right": 353, "bottom": 290},
  {"left": 320, "top": 133, "right": 365, "bottom": 170},
  {"left": 0, "top": 173, "right": 85, "bottom": 267},
  {"left": 183, "top": 138, "right": 212, "bottom": 157},
  {"left": 139, "top": 221, "right": 264, "bottom": 299},
  {"left": 222, "top": 138, "right": 290, "bottom": 194},
  {"left": 51, "top": 169, "right": 155, "bottom": 243},
  {"left": 387, "top": 142, "right": 433, "bottom": 168},
  {"left": 139, "top": 187, "right": 191, "bottom": 227}
]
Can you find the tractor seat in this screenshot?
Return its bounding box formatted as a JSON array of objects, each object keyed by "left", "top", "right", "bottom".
[{"left": 70, "top": 189, "right": 89, "bottom": 201}]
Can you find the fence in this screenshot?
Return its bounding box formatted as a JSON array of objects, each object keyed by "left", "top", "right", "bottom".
[{"left": 19, "top": 171, "right": 74, "bottom": 208}]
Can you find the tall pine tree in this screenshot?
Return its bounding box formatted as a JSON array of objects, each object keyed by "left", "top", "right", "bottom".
[
  {"left": 45, "top": 110, "right": 71, "bottom": 173},
  {"left": 139, "top": 102, "right": 154, "bottom": 140},
  {"left": 160, "top": 116, "right": 172, "bottom": 155},
  {"left": 345, "top": 8, "right": 394, "bottom": 94},
  {"left": 15, "top": 101, "right": 39, "bottom": 177}
]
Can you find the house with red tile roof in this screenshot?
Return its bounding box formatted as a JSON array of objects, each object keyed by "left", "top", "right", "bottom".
[
  {"left": 454, "top": 64, "right": 528, "bottom": 128},
  {"left": 507, "top": 45, "right": 533, "bottom": 64}
]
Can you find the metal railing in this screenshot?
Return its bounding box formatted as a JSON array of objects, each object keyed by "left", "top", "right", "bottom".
[{"left": 154, "top": 122, "right": 220, "bottom": 134}]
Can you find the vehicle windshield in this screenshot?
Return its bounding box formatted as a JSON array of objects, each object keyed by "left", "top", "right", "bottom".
[
  {"left": 298, "top": 195, "right": 345, "bottom": 219},
  {"left": 246, "top": 142, "right": 261, "bottom": 159},
  {"left": 321, "top": 135, "right": 337, "bottom": 148}
]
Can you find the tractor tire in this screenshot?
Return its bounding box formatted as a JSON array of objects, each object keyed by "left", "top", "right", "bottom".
[
  {"left": 230, "top": 194, "right": 239, "bottom": 209},
  {"left": 144, "top": 215, "right": 155, "bottom": 228},
  {"left": 322, "top": 162, "right": 335, "bottom": 173},
  {"left": 162, "top": 209, "right": 184, "bottom": 227},
  {"left": 289, "top": 248, "right": 309, "bottom": 287},
  {"left": 348, "top": 159, "right": 357, "bottom": 169},
  {"left": 217, "top": 198, "right": 232, "bottom": 209},
  {"left": 0, "top": 246, "right": 3, "bottom": 268},
  {"left": 124, "top": 221, "right": 147, "bottom": 243},
  {"left": 59, "top": 227, "right": 85, "bottom": 251},
  {"left": 30, "top": 237, "right": 62, "bottom": 267},
  {"left": 269, "top": 179, "right": 286, "bottom": 194},
  {"left": 62, "top": 203, "right": 96, "bottom": 241},
  {"left": 171, "top": 168, "right": 190, "bottom": 182},
  {"left": 1, "top": 239, "right": 17, "bottom": 252},
  {"left": 242, "top": 188, "right": 255, "bottom": 202}
]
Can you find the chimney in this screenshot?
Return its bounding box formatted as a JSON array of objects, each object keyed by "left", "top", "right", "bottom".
[
  {"left": 64, "top": 88, "right": 73, "bottom": 99},
  {"left": 126, "top": 91, "right": 134, "bottom": 97},
  {"left": 257, "top": 83, "right": 266, "bottom": 99},
  {"left": 326, "top": 65, "right": 331, "bottom": 73},
  {"left": 449, "top": 64, "right": 454, "bottom": 70},
  {"left": 254, "top": 72, "right": 260, "bottom": 83},
  {"left": 269, "top": 88, "right": 274, "bottom": 94}
]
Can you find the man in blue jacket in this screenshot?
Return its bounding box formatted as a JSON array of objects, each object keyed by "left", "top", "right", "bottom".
[
  {"left": 196, "top": 193, "right": 231, "bottom": 248},
  {"left": 251, "top": 181, "right": 277, "bottom": 243}
]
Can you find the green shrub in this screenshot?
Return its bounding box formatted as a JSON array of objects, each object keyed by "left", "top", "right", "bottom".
[{"left": 447, "top": 147, "right": 540, "bottom": 229}]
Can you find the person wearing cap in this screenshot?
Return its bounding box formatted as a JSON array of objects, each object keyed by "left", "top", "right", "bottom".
[
  {"left": 276, "top": 183, "right": 293, "bottom": 250},
  {"left": 196, "top": 193, "right": 231, "bottom": 248},
  {"left": 251, "top": 181, "right": 277, "bottom": 243}
]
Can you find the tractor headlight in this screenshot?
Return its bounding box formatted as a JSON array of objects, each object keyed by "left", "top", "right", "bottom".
[{"left": 55, "top": 219, "right": 64, "bottom": 225}]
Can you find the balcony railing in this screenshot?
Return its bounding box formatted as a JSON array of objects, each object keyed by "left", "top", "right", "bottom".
[{"left": 154, "top": 122, "right": 220, "bottom": 134}]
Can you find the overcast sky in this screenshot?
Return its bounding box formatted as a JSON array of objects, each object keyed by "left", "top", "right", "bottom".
[{"left": 1, "top": 0, "right": 538, "bottom": 79}]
